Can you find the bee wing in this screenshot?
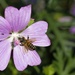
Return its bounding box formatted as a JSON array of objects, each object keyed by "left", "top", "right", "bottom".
[
  {"left": 24, "top": 50, "right": 41, "bottom": 66},
  {"left": 29, "top": 38, "right": 36, "bottom": 43}
]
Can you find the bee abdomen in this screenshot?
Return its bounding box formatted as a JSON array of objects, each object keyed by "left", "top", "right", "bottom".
[{"left": 27, "top": 43, "right": 35, "bottom": 50}]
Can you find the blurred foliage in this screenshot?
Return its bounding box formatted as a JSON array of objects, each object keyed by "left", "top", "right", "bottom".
[
  {"left": 0, "top": 0, "right": 75, "bottom": 75},
  {"left": 43, "top": 64, "right": 55, "bottom": 75}
]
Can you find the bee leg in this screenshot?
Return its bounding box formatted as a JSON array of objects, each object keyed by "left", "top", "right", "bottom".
[{"left": 24, "top": 48, "right": 28, "bottom": 53}]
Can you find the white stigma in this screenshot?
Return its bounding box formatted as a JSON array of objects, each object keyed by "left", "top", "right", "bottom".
[{"left": 9, "top": 32, "right": 19, "bottom": 42}]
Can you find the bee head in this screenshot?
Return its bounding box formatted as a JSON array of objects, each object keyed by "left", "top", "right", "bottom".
[{"left": 18, "top": 37, "right": 25, "bottom": 42}]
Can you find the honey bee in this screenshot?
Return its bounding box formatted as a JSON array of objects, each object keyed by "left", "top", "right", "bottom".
[{"left": 18, "top": 36, "right": 36, "bottom": 51}]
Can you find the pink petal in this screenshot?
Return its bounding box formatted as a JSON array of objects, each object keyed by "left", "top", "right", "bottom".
[
  {"left": 21, "top": 21, "right": 50, "bottom": 47},
  {"left": 0, "top": 39, "right": 11, "bottom": 71},
  {"left": 24, "top": 50, "right": 41, "bottom": 66},
  {"left": 18, "top": 5, "right": 31, "bottom": 30},
  {"left": 5, "top": 6, "right": 19, "bottom": 32},
  {"left": 21, "top": 21, "right": 48, "bottom": 36},
  {"left": 13, "top": 45, "right": 27, "bottom": 71},
  {"left": 13, "top": 46, "right": 41, "bottom": 70},
  {"left": 31, "top": 34, "right": 50, "bottom": 46},
  {"left": 0, "top": 16, "right": 11, "bottom": 33},
  {"left": 0, "top": 34, "right": 10, "bottom": 40},
  {"left": 22, "top": 34, "right": 50, "bottom": 47},
  {"left": 5, "top": 5, "right": 31, "bottom": 32}
]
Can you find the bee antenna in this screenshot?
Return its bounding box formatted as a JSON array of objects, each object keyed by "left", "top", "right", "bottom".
[{"left": 27, "top": 36, "right": 29, "bottom": 40}]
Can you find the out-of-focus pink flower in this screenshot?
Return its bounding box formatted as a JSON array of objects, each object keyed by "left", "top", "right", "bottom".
[
  {"left": 0, "top": 5, "right": 51, "bottom": 71},
  {"left": 58, "top": 16, "right": 73, "bottom": 22},
  {"left": 70, "top": 26, "right": 75, "bottom": 34}
]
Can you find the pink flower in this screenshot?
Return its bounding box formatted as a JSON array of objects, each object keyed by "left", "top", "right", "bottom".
[
  {"left": 58, "top": 16, "right": 73, "bottom": 23},
  {"left": 0, "top": 5, "right": 51, "bottom": 71},
  {"left": 70, "top": 26, "right": 75, "bottom": 34}
]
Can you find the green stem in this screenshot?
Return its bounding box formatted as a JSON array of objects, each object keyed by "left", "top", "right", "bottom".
[{"left": 33, "top": 66, "right": 40, "bottom": 73}]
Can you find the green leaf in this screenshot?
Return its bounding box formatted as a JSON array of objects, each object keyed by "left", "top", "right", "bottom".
[{"left": 28, "top": 18, "right": 34, "bottom": 26}]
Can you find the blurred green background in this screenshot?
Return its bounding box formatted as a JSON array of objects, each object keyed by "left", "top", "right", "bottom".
[{"left": 0, "top": 0, "right": 75, "bottom": 75}]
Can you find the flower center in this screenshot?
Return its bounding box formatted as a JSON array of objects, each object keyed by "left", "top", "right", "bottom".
[{"left": 9, "top": 32, "right": 19, "bottom": 42}]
